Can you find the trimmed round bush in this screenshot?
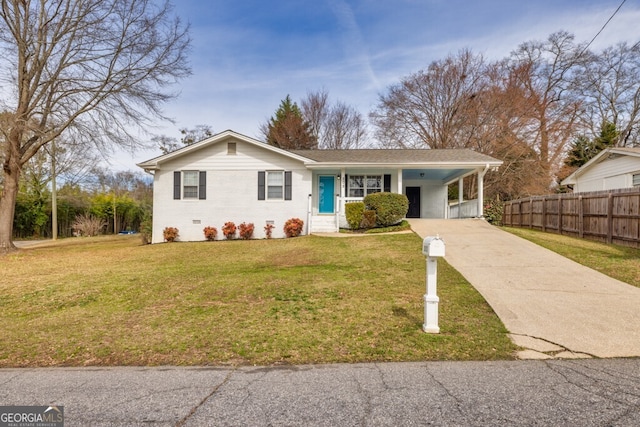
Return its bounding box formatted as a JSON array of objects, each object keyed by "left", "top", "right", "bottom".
[
  {"left": 345, "top": 202, "right": 365, "bottom": 229},
  {"left": 363, "top": 192, "right": 409, "bottom": 227}
]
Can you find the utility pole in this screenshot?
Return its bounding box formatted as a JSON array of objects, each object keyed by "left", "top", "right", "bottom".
[
  {"left": 51, "top": 140, "right": 58, "bottom": 240},
  {"left": 113, "top": 189, "right": 117, "bottom": 234}
]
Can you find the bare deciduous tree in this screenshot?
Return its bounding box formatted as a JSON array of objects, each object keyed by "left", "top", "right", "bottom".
[
  {"left": 371, "top": 34, "right": 588, "bottom": 199},
  {"left": 301, "top": 89, "right": 329, "bottom": 145},
  {"left": 0, "top": 0, "right": 191, "bottom": 252},
  {"left": 301, "top": 90, "right": 367, "bottom": 149},
  {"left": 575, "top": 42, "right": 640, "bottom": 147},
  {"left": 153, "top": 124, "right": 214, "bottom": 154},
  {"left": 507, "top": 31, "right": 585, "bottom": 182},
  {"left": 323, "top": 101, "right": 366, "bottom": 149},
  {"left": 371, "top": 49, "right": 490, "bottom": 149},
  {"left": 180, "top": 124, "right": 214, "bottom": 145}
]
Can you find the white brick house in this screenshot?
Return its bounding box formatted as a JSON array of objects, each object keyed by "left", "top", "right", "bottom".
[{"left": 138, "top": 130, "right": 502, "bottom": 243}]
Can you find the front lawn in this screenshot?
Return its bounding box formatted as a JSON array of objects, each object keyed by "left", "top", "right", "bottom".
[{"left": 0, "top": 234, "right": 516, "bottom": 367}]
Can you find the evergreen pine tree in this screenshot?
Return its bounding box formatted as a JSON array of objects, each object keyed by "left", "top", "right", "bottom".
[
  {"left": 564, "top": 122, "right": 619, "bottom": 168},
  {"left": 266, "top": 95, "right": 317, "bottom": 149}
]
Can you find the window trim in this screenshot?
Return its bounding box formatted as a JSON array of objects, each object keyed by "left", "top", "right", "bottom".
[
  {"left": 348, "top": 174, "right": 383, "bottom": 197},
  {"left": 174, "top": 170, "right": 206, "bottom": 200},
  {"left": 182, "top": 170, "right": 200, "bottom": 199},
  {"left": 258, "top": 170, "right": 292, "bottom": 201},
  {"left": 266, "top": 170, "right": 284, "bottom": 200}
]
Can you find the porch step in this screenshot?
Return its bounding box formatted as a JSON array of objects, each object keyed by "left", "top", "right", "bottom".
[{"left": 310, "top": 215, "right": 338, "bottom": 233}]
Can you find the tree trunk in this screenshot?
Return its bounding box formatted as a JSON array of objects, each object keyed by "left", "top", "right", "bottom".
[{"left": 0, "top": 164, "right": 20, "bottom": 253}]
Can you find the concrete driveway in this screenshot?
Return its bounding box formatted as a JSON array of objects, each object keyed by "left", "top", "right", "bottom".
[{"left": 409, "top": 219, "right": 640, "bottom": 359}]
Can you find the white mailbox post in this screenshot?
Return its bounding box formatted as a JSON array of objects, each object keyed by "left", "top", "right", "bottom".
[{"left": 422, "top": 236, "right": 445, "bottom": 333}]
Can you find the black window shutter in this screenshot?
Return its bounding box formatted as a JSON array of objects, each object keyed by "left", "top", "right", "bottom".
[
  {"left": 173, "top": 171, "right": 181, "bottom": 200},
  {"left": 258, "top": 171, "right": 265, "bottom": 200},
  {"left": 384, "top": 174, "right": 391, "bottom": 192},
  {"left": 345, "top": 174, "right": 349, "bottom": 196},
  {"left": 284, "top": 171, "right": 292, "bottom": 200},
  {"left": 199, "top": 171, "right": 206, "bottom": 200}
]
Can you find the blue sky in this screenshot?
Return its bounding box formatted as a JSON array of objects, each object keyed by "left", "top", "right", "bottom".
[{"left": 119, "top": 0, "right": 640, "bottom": 171}]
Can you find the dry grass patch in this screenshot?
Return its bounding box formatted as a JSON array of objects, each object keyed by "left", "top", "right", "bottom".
[{"left": 0, "top": 234, "right": 516, "bottom": 367}]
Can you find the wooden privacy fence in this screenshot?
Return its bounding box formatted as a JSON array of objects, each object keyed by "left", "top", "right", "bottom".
[{"left": 503, "top": 188, "right": 640, "bottom": 248}]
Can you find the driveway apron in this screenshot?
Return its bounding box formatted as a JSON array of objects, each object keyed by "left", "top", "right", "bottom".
[{"left": 409, "top": 219, "right": 640, "bottom": 358}]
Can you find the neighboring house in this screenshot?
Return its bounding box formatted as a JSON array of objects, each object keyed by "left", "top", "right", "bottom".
[
  {"left": 137, "top": 130, "right": 502, "bottom": 243},
  {"left": 561, "top": 147, "right": 640, "bottom": 193}
]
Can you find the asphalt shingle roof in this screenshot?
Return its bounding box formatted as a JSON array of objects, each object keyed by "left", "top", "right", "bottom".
[{"left": 288, "top": 148, "right": 501, "bottom": 164}]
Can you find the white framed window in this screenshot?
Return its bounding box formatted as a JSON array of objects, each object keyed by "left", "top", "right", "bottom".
[
  {"left": 349, "top": 175, "right": 382, "bottom": 197},
  {"left": 267, "top": 171, "right": 284, "bottom": 200},
  {"left": 258, "top": 171, "right": 292, "bottom": 201},
  {"left": 348, "top": 175, "right": 364, "bottom": 197},
  {"left": 367, "top": 176, "right": 382, "bottom": 194},
  {"left": 182, "top": 171, "right": 199, "bottom": 199},
  {"left": 633, "top": 173, "right": 640, "bottom": 187},
  {"left": 174, "top": 170, "right": 206, "bottom": 200}
]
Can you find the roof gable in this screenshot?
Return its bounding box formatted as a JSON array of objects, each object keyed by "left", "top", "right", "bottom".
[
  {"left": 562, "top": 147, "right": 640, "bottom": 185},
  {"left": 137, "top": 130, "right": 312, "bottom": 171}
]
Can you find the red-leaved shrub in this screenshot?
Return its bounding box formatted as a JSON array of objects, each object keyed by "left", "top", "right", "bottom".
[
  {"left": 163, "top": 227, "right": 179, "bottom": 242},
  {"left": 264, "top": 223, "right": 275, "bottom": 239},
  {"left": 222, "top": 221, "right": 237, "bottom": 240},
  {"left": 203, "top": 226, "right": 217, "bottom": 241},
  {"left": 283, "top": 218, "right": 304, "bottom": 238},
  {"left": 238, "top": 222, "right": 255, "bottom": 240}
]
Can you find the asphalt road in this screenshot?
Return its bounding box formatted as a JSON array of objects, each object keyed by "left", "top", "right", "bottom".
[{"left": 1, "top": 359, "right": 639, "bottom": 426}]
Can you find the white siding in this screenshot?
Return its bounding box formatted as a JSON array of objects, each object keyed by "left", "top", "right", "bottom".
[
  {"left": 151, "top": 137, "right": 312, "bottom": 243},
  {"left": 574, "top": 155, "right": 640, "bottom": 192},
  {"left": 403, "top": 179, "right": 448, "bottom": 218}
]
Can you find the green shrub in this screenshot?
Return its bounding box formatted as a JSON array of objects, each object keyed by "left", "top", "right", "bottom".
[
  {"left": 140, "top": 212, "right": 152, "bottom": 244},
  {"left": 364, "top": 220, "right": 411, "bottom": 234},
  {"left": 345, "top": 202, "right": 365, "bottom": 229},
  {"left": 484, "top": 197, "right": 503, "bottom": 225},
  {"left": 363, "top": 192, "right": 409, "bottom": 227}
]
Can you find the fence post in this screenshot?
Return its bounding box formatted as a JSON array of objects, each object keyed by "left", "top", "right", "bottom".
[
  {"left": 557, "top": 194, "right": 563, "bottom": 235},
  {"left": 517, "top": 200, "right": 521, "bottom": 227},
  {"left": 529, "top": 198, "right": 533, "bottom": 229},
  {"left": 504, "top": 201, "right": 510, "bottom": 226},
  {"left": 578, "top": 195, "right": 584, "bottom": 239},
  {"left": 542, "top": 197, "right": 547, "bottom": 232},
  {"left": 607, "top": 193, "right": 614, "bottom": 244}
]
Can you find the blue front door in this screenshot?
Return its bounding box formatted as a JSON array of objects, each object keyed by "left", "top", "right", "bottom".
[{"left": 318, "top": 176, "right": 335, "bottom": 213}]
